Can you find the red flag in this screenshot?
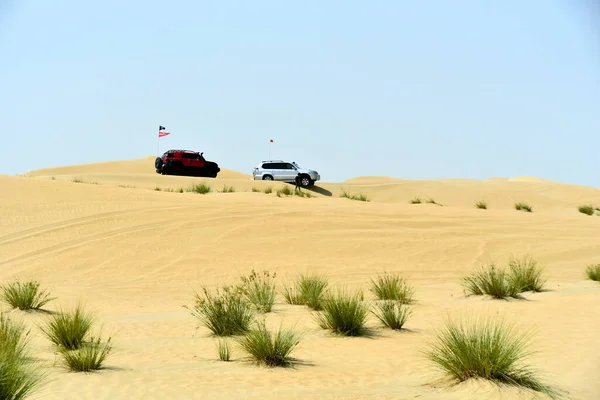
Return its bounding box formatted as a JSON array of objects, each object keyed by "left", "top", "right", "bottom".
[
  {"left": 270, "top": 139, "right": 273, "bottom": 143},
  {"left": 159, "top": 131, "right": 170, "bottom": 137}
]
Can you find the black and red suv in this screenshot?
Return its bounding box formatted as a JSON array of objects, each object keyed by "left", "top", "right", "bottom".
[{"left": 154, "top": 149, "right": 221, "bottom": 178}]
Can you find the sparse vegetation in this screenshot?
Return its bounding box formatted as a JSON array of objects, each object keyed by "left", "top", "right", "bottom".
[
  {"left": 475, "top": 200, "right": 487, "bottom": 209},
  {"left": 578, "top": 205, "right": 594, "bottom": 215},
  {"left": 185, "top": 285, "right": 254, "bottom": 336},
  {"left": 315, "top": 288, "right": 369, "bottom": 337},
  {"left": 217, "top": 339, "right": 231, "bottom": 361},
  {"left": 508, "top": 255, "right": 546, "bottom": 293},
  {"left": 424, "top": 315, "right": 560, "bottom": 399},
  {"left": 252, "top": 187, "right": 261, "bottom": 193},
  {"left": 585, "top": 264, "right": 600, "bottom": 281},
  {"left": 276, "top": 186, "right": 294, "bottom": 197},
  {"left": 515, "top": 202, "right": 533, "bottom": 212},
  {"left": 238, "top": 270, "right": 277, "bottom": 313},
  {"left": 1, "top": 280, "right": 55, "bottom": 311},
  {"left": 0, "top": 314, "right": 44, "bottom": 399},
  {"left": 463, "top": 256, "right": 547, "bottom": 299},
  {"left": 294, "top": 187, "right": 313, "bottom": 198},
  {"left": 426, "top": 198, "right": 441, "bottom": 206},
  {"left": 370, "top": 272, "right": 415, "bottom": 304},
  {"left": 71, "top": 178, "right": 98, "bottom": 185},
  {"left": 154, "top": 186, "right": 162, "bottom": 191},
  {"left": 340, "top": 189, "right": 369, "bottom": 202},
  {"left": 263, "top": 186, "right": 273, "bottom": 194},
  {"left": 282, "top": 274, "right": 329, "bottom": 310},
  {"left": 372, "top": 301, "right": 412, "bottom": 330},
  {"left": 41, "top": 304, "right": 94, "bottom": 350},
  {"left": 186, "top": 183, "right": 212, "bottom": 194},
  {"left": 409, "top": 197, "right": 422, "bottom": 204},
  {"left": 238, "top": 320, "right": 300, "bottom": 367},
  {"left": 60, "top": 336, "right": 112, "bottom": 372},
  {"left": 462, "top": 264, "right": 521, "bottom": 299},
  {"left": 220, "top": 185, "right": 235, "bottom": 193}
]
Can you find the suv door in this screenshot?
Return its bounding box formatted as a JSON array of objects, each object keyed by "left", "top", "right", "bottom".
[
  {"left": 281, "top": 163, "right": 298, "bottom": 181},
  {"left": 260, "top": 163, "right": 276, "bottom": 179}
]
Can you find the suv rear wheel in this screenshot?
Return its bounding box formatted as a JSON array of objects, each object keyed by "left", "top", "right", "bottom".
[{"left": 262, "top": 175, "right": 273, "bottom": 181}]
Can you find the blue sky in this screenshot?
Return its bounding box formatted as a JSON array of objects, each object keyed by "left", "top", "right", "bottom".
[{"left": 2, "top": 1, "right": 599, "bottom": 185}]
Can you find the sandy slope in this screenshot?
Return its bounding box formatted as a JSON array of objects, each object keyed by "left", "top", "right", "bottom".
[{"left": 1, "top": 158, "right": 600, "bottom": 399}]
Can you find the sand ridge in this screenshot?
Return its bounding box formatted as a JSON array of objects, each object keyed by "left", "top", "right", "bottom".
[{"left": 1, "top": 157, "right": 600, "bottom": 399}]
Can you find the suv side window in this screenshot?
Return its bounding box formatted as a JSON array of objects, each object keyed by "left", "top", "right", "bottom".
[
  {"left": 262, "top": 163, "right": 275, "bottom": 169},
  {"left": 283, "top": 163, "right": 295, "bottom": 170}
]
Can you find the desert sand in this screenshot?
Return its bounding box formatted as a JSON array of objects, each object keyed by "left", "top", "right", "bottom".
[{"left": 2, "top": 155, "right": 599, "bottom": 399}]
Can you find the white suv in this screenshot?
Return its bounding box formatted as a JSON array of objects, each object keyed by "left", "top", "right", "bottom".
[{"left": 252, "top": 160, "right": 321, "bottom": 188}]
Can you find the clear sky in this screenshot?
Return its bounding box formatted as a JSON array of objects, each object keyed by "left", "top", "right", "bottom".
[{"left": 2, "top": 1, "right": 599, "bottom": 185}]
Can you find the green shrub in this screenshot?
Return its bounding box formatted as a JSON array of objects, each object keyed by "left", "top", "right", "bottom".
[
  {"left": 515, "top": 202, "right": 532, "bottom": 212},
  {"left": 475, "top": 200, "right": 487, "bottom": 209},
  {"left": 424, "top": 315, "right": 560, "bottom": 399},
  {"left": 585, "top": 264, "right": 600, "bottom": 281},
  {"left": 372, "top": 301, "right": 412, "bottom": 330},
  {"left": 0, "top": 314, "right": 44, "bottom": 399},
  {"left": 217, "top": 339, "right": 231, "bottom": 361},
  {"left": 315, "top": 288, "right": 369, "bottom": 337},
  {"left": 462, "top": 264, "right": 521, "bottom": 299},
  {"left": 185, "top": 285, "right": 254, "bottom": 336},
  {"left": 578, "top": 205, "right": 594, "bottom": 215},
  {"left": 282, "top": 274, "right": 329, "bottom": 310},
  {"left": 238, "top": 270, "right": 277, "bottom": 313},
  {"left": 60, "top": 336, "right": 112, "bottom": 372},
  {"left": 370, "top": 272, "right": 414, "bottom": 304},
  {"left": 508, "top": 255, "right": 546, "bottom": 292},
  {"left": 1, "top": 280, "right": 55, "bottom": 311},
  {"left": 41, "top": 304, "right": 93, "bottom": 350},
  {"left": 186, "top": 183, "right": 212, "bottom": 194},
  {"left": 238, "top": 320, "right": 300, "bottom": 367}
]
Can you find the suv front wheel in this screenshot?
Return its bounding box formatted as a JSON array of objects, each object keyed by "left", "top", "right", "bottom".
[{"left": 297, "top": 174, "right": 313, "bottom": 188}]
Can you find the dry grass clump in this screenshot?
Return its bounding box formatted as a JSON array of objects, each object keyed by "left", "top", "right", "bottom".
[
  {"left": 60, "top": 336, "right": 112, "bottom": 372},
  {"left": 370, "top": 272, "right": 415, "bottom": 304},
  {"left": 238, "top": 270, "right": 277, "bottom": 313},
  {"left": 585, "top": 264, "right": 600, "bottom": 281},
  {"left": 340, "top": 189, "right": 369, "bottom": 202},
  {"left": 220, "top": 185, "right": 235, "bottom": 193},
  {"left": 1, "top": 280, "right": 55, "bottom": 311},
  {"left": 0, "top": 314, "right": 44, "bottom": 399},
  {"left": 238, "top": 320, "right": 301, "bottom": 367},
  {"left": 217, "top": 339, "right": 231, "bottom": 361},
  {"left": 372, "top": 301, "right": 412, "bottom": 330},
  {"left": 424, "top": 315, "right": 560, "bottom": 399},
  {"left": 294, "top": 187, "right": 313, "bottom": 198},
  {"left": 185, "top": 285, "right": 254, "bottom": 336},
  {"left": 41, "top": 304, "right": 93, "bottom": 350},
  {"left": 315, "top": 288, "right": 369, "bottom": 337},
  {"left": 462, "top": 256, "right": 546, "bottom": 299},
  {"left": 409, "top": 197, "right": 422, "bottom": 204},
  {"left": 186, "top": 183, "right": 212, "bottom": 194},
  {"left": 282, "top": 274, "right": 329, "bottom": 310},
  {"left": 515, "top": 202, "right": 532, "bottom": 212}
]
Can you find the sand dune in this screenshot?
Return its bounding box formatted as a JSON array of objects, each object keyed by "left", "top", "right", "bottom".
[{"left": 2, "top": 158, "right": 600, "bottom": 399}]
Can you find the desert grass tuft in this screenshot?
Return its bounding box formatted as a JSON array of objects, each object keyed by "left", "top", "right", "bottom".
[
  {"left": 217, "top": 338, "right": 231, "bottom": 361},
  {"left": 578, "top": 205, "right": 594, "bottom": 215},
  {"left": 507, "top": 255, "right": 546, "bottom": 292},
  {"left": 60, "top": 336, "right": 112, "bottom": 372},
  {"left": 263, "top": 186, "right": 273, "bottom": 194},
  {"left": 372, "top": 301, "right": 412, "bottom": 330},
  {"left": 238, "top": 270, "right": 277, "bottom": 313},
  {"left": 370, "top": 272, "right": 415, "bottom": 304},
  {"left": 1, "top": 280, "right": 55, "bottom": 311},
  {"left": 475, "top": 200, "right": 487, "bottom": 209},
  {"left": 185, "top": 285, "right": 254, "bottom": 336},
  {"left": 41, "top": 304, "right": 94, "bottom": 350},
  {"left": 276, "top": 186, "right": 294, "bottom": 197},
  {"left": 252, "top": 187, "right": 261, "bottom": 193},
  {"left": 315, "top": 288, "right": 369, "bottom": 337},
  {"left": 0, "top": 314, "right": 44, "bottom": 399},
  {"left": 461, "top": 264, "right": 521, "bottom": 299},
  {"left": 294, "top": 187, "right": 313, "bottom": 198},
  {"left": 186, "top": 183, "right": 212, "bottom": 194},
  {"left": 585, "top": 264, "right": 600, "bottom": 281},
  {"left": 220, "top": 185, "right": 235, "bottom": 193},
  {"left": 514, "top": 202, "right": 532, "bottom": 212},
  {"left": 409, "top": 197, "right": 422, "bottom": 204},
  {"left": 238, "top": 320, "right": 300, "bottom": 367},
  {"left": 340, "top": 189, "right": 369, "bottom": 202},
  {"left": 426, "top": 198, "right": 441, "bottom": 206},
  {"left": 282, "top": 274, "right": 329, "bottom": 310},
  {"left": 424, "top": 315, "right": 560, "bottom": 399}
]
